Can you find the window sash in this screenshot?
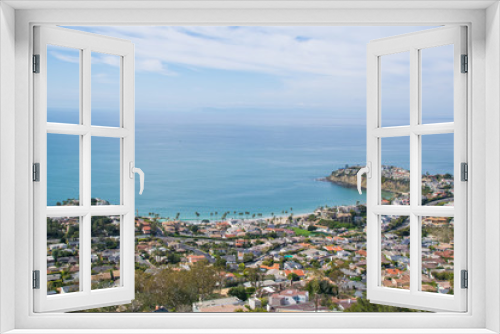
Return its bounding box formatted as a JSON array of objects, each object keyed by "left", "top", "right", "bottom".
[
  {"left": 366, "top": 26, "right": 468, "bottom": 312},
  {"left": 33, "top": 25, "right": 136, "bottom": 313}
]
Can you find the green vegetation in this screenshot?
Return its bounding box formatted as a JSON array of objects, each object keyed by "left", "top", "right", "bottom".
[
  {"left": 317, "top": 219, "right": 358, "bottom": 230},
  {"left": 91, "top": 216, "right": 119, "bottom": 238},
  {"left": 291, "top": 227, "right": 314, "bottom": 237},
  {"left": 84, "top": 261, "right": 218, "bottom": 312},
  {"left": 228, "top": 285, "right": 250, "bottom": 301},
  {"left": 345, "top": 298, "right": 424, "bottom": 313}
]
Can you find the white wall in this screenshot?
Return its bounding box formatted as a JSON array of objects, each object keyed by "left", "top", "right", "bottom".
[
  {"left": 0, "top": 2, "right": 16, "bottom": 333},
  {"left": 4, "top": 4, "right": 496, "bottom": 332},
  {"left": 486, "top": 2, "right": 500, "bottom": 333}
]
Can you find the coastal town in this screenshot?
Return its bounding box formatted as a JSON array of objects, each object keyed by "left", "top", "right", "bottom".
[{"left": 46, "top": 165, "right": 455, "bottom": 312}]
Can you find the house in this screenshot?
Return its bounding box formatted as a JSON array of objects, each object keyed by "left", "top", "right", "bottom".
[
  {"left": 267, "top": 289, "right": 309, "bottom": 312},
  {"left": 142, "top": 225, "right": 151, "bottom": 235},
  {"left": 249, "top": 298, "right": 262, "bottom": 310},
  {"left": 187, "top": 255, "right": 206, "bottom": 263},
  {"left": 283, "top": 261, "right": 303, "bottom": 270},
  {"left": 192, "top": 297, "right": 244, "bottom": 312},
  {"left": 260, "top": 263, "right": 280, "bottom": 270},
  {"left": 356, "top": 250, "right": 367, "bottom": 257},
  {"left": 331, "top": 297, "right": 358, "bottom": 311},
  {"left": 283, "top": 269, "right": 306, "bottom": 278},
  {"left": 324, "top": 245, "right": 343, "bottom": 252},
  {"left": 273, "top": 302, "right": 329, "bottom": 312}
]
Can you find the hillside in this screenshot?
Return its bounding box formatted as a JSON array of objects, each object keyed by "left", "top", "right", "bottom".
[{"left": 325, "top": 166, "right": 410, "bottom": 194}]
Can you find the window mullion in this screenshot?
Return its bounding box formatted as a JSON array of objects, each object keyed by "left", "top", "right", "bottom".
[
  {"left": 82, "top": 47, "right": 91, "bottom": 208},
  {"left": 409, "top": 47, "right": 420, "bottom": 294},
  {"left": 82, "top": 47, "right": 92, "bottom": 294}
]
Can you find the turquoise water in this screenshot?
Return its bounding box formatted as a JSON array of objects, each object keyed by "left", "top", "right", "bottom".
[{"left": 47, "top": 108, "right": 454, "bottom": 220}]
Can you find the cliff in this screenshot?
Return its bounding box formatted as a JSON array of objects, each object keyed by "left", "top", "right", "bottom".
[{"left": 325, "top": 166, "right": 409, "bottom": 194}]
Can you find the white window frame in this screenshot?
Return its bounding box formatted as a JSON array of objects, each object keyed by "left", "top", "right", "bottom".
[
  {"left": 365, "top": 26, "right": 467, "bottom": 312},
  {"left": 1, "top": 2, "right": 499, "bottom": 333},
  {"left": 32, "top": 26, "right": 136, "bottom": 312}
]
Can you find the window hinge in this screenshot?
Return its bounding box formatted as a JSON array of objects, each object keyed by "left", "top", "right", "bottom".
[
  {"left": 461, "top": 54, "right": 468, "bottom": 73},
  {"left": 33, "top": 163, "right": 40, "bottom": 182},
  {"left": 33, "top": 270, "right": 40, "bottom": 289},
  {"left": 461, "top": 162, "right": 468, "bottom": 181},
  {"left": 33, "top": 54, "right": 40, "bottom": 73},
  {"left": 461, "top": 270, "right": 468, "bottom": 289}
]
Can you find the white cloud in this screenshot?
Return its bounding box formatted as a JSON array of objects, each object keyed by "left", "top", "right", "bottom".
[
  {"left": 50, "top": 51, "right": 79, "bottom": 64},
  {"left": 56, "top": 26, "right": 450, "bottom": 111},
  {"left": 64, "top": 26, "right": 435, "bottom": 78},
  {"left": 136, "top": 59, "right": 177, "bottom": 76}
]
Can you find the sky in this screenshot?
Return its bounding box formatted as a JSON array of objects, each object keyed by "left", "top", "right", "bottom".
[{"left": 46, "top": 25, "right": 455, "bottom": 126}]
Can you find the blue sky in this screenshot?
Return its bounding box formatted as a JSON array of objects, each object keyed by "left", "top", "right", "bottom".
[{"left": 47, "top": 26, "right": 454, "bottom": 125}]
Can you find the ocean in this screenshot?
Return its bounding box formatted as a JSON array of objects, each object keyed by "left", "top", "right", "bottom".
[{"left": 47, "top": 108, "right": 454, "bottom": 220}]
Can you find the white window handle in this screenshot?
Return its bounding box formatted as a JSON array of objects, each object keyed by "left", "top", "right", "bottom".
[
  {"left": 356, "top": 162, "right": 371, "bottom": 195},
  {"left": 129, "top": 162, "right": 145, "bottom": 195}
]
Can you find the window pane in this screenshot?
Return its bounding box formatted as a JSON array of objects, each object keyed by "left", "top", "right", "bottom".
[
  {"left": 91, "top": 137, "right": 121, "bottom": 205},
  {"left": 91, "top": 215, "right": 121, "bottom": 290},
  {"left": 421, "top": 45, "right": 454, "bottom": 124},
  {"left": 381, "top": 215, "right": 410, "bottom": 290},
  {"left": 381, "top": 137, "right": 410, "bottom": 205},
  {"left": 421, "top": 216, "right": 454, "bottom": 294},
  {"left": 92, "top": 52, "right": 121, "bottom": 127},
  {"left": 47, "top": 134, "right": 79, "bottom": 206},
  {"left": 381, "top": 52, "right": 410, "bottom": 127},
  {"left": 47, "top": 216, "right": 80, "bottom": 295},
  {"left": 421, "top": 134, "right": 454, "bottom": 206},
  {"left": 47, "top": 45, "right": 80, "bottom": 124}
]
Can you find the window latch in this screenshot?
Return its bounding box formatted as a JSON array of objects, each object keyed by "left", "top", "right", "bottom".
[
  {"left": 129, "top": 162, "right": 145, "bottom": 195},
  {"left": 356, "top": 162, "right": 371, "bottom": 195}
]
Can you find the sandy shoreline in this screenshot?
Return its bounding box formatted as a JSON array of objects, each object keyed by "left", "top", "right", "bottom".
[{"left": 146, "top": 211, "right": 315, "bottom": 225}]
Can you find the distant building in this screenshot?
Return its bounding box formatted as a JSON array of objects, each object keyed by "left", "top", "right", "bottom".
[
  {"left": 192, "top": 296, "right": 244, "bottom": 312},
  {"left": 267, "top": 289, "right": 309, "bottom": 312}
]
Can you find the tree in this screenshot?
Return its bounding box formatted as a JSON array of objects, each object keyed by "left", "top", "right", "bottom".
[
  {"left": 244, "top": 267, "right": 265, "bottom": 295},
  {"left": 214, "top": 257, "right": 227, "bottom": 269},
  {"left": 189, "top": 260, "right": 217, "bottom": 302},
  {"left": 262, "top": 259, "right": 274, "bottom": 267},
  {"left": 243, "top": 253, "right": 254, "bottom": 262},
  {"left": 344, "top": 297, "right": 421, "bottom": 313},
  {"left": 228, "top": 285, "right": 248, "bottom": 301},
  {"left": 307, "top": 225, "right": 317, "bottom": 232},
  {"left": 287, "top": 272, "right": 300, "bottom": 281}
]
